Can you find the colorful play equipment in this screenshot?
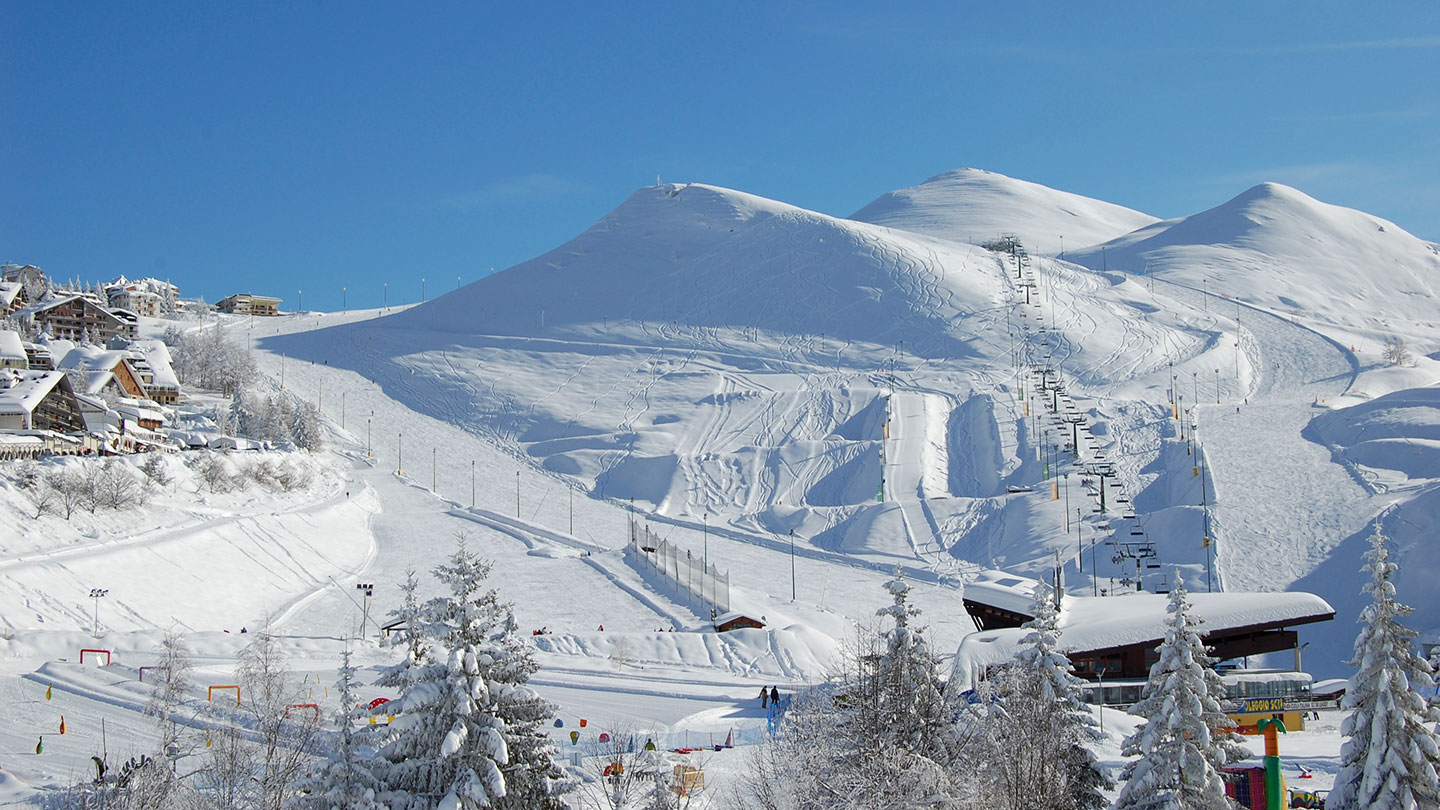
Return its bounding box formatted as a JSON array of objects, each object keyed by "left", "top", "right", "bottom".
[
  {"left": 59, "top": 716, "right": 66, "bottom": 735},
  {"left": 569, "top": 731, "right": 579, "bottom": 744},
  {"left": 285, "top": 703, "right": 320, "bottom": 720},
  {"left": 1258, "top": 718, "right": 1287, "bottom": 810},
  {"left": 79, "top": 649, "right": 111, "bottom": 666},
  {"left": 208, "top": 685, "right": 241, "bottom": 705},
  {"left": 368, "top": 697, "right": 390, "bottom": 710},
  {"left": 553, "top": 719, "right": 563, "bottom": 727},
  {"left": 1224, "top": 718, "right": 1289, "bottom": 810},
  {"left": 598, "top": 732, "right": 611, "bottom": 743}
]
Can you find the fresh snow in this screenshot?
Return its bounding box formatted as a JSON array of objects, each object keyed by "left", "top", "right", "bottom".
[{"left": 4, "top": 169, "right": 1440, "bottom": 805}]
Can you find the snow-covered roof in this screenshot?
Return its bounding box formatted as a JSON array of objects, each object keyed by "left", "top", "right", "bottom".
[
  {"left": 0, "top": 370, "right": 68, "bottom": 416},
  {"left": 962, "top": 569, "right": 1043, "bottom": 616},
  {"left": 952, "top": 586, "right": 1335, "bottom": 687},
  {"left": 130, "top": 339, "right": 179, "bottom": 389},
  {"left": 55, "top": 345, "right": 129, "bottom": 374},
  {"left": 0, "top": 281, "right": 20, "bottom": 306},
  {"left": 0, "top": 329, "right": 25, "bottom": 361}
]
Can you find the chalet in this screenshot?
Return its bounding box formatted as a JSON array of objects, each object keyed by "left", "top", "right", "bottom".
[
  {"left": 1, "top": 264, "right": 46, "bottom": 301},
  {"left": 713, "top": 612, "right": 766, "bottom": 633},
  {"left": 128, "top": 339, "right": 181, "bottom": 404},
  {"left": 56, "top": 346, "right": 149, "bottom": 400},
  {"left": 22, "top": 341, "right": 53, "bottom": 370},
  {"left": 216, "top": 293, "right": 282, "bottom": 316},
  {"left": 952, "top": 570, "right": 1335, "bottom": 730},
  {"left": 0, "top": 281, "right": 22, "bottom": 314},
  {"left": 20, "top": 295, "right": 131, "bottom": 343},
  {"left": 108, "top": 308, "right": 140, "bottom": 339},
  {"left": 0, "top": 330, "right": 27, "bottom": 370},
  {"left": 0, "top": 369, "right": 86, "bottom": 433}
]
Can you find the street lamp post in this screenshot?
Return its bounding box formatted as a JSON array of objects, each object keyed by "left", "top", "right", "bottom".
[
  {"left": 343, "top": 286, "right": 347, "bottom": 310},
  {"left": 397, "top": 432, "right": 403, "bottom": 476},
  {"left": 383, "top": 282, "right": 388, "bottom": 310},
  {"left": 432, "top": 448, "right": 437, "bottom": 492},
  {"left": 702, "top": 512, "right": 708, "bottom": 573},
  {"left": 89, "top": 588, "right": 108, "bottom": 636},
  {"left": 422, "top": 278, "right": 426, "bottom": 302},
  {"left": 298, "top": 290, "right": 303, "bottom": 314},
  {"left": 471, "top": 460, "right": 476, "bottom": 509},
  {"left": 366, "top": 418, "right": 371, "bottom": 457},
  {"left": 515, "top": 471, "right": 520, "bottom": 517}
]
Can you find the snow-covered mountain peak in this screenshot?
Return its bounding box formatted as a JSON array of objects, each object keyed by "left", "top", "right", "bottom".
[
  {"left": 849, "top": 168, "right": 1159, "bottom": 251},
  {"left": 383, "top": 180, "right": 1003, "bottom": 354}
]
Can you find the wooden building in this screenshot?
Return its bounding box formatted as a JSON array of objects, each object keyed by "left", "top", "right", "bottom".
[
  {"left": 0, "top": 370, "right": 86, "bottom": 433},
  {"left": 216, "top": 293, "right": 283, "bottom": 316}
]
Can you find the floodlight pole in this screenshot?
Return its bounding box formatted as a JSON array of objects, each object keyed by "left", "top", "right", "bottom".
[
  {"left": 89, "top": 588, "right": 108, "bottom": 636},
  {"left": 515, "top": 471, "right": 520, "bottom": 517},
  {"left": 397, "top": 432, "right": 403, "bottom": 476}
]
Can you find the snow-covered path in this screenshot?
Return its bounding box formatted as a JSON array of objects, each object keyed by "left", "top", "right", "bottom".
[{"left": 1157, "top": 279, "right": 1373, "bottom": 592}]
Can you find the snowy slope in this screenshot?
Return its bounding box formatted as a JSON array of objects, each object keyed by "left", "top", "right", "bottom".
[
  {"left": 1067, "top": 182, "right": 1440, "bottom": 348},
  {"left": 385, "top": 181, "right": 1003, "bottom": 355},
  {"left": 849, "top": 168, "right": 1159, "bottom": 253},
  {"left": 10, "top": 169, "right": 1440, "bottom": 803}
]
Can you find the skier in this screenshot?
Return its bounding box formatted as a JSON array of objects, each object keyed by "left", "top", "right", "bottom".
[
  {"left": 759, "top": 687, "right": 769, "bottom": 708},
  {"left": 770, "top": 685, "right": 779, "bottom": 706}
]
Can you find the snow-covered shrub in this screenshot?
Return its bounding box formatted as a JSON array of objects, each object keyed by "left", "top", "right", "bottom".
[
  {"left": 140, "top": 453, "right": 173, "bottom": 488},
  {"left": 195, "top": 452, "right": 240, "bottom": 494}
]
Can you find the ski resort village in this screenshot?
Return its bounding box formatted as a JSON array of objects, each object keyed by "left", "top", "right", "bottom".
[
  {"left": 2, "top": 169, "right": 1439, "bottom": 809},
  {"left": 6, "top": 6, "right": 1440, "bottom": 807}
]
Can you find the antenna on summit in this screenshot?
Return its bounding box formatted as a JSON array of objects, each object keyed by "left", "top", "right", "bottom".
[{"left": 657, "top": 174, "right": 662, "bottom": 186}]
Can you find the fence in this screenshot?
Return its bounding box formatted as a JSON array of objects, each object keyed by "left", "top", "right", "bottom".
[{"left": 627, "top": 518, "right": 730, "bottom": 616}]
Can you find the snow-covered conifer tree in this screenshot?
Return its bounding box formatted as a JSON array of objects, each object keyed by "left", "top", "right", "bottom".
[
  {"left": 289, "top": 649, "right": 383, "bottom": 809},
  {"left": 740, "top": 569, "right": 976, "bottom": 809},
  {"left": 983, "top": 580, "right": 1111, "bottom": 810},
  {"left": 864, "top": 567, "right": 962, "bottom": 765},
  {"left": 375, "top": 537, "right": 569, "bottom": 810},
  {"left": 1328, "top": 524, "right": 1440, "bottom": 810},
  {"left": 1115, "top": 577, "right": 1247, "bottom": 810}
]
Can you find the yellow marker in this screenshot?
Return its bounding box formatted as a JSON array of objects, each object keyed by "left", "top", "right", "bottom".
[{"left": 45, "top": 684, "right": 52, "bottom": 701}]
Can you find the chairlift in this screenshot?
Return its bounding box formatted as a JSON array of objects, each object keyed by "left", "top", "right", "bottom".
[
  {"left": 1145, "top": 561, "right": 1162, "bottom": 570},
  {"left": 1130, "top": 527, "right": 1145, "bottom": 536}
]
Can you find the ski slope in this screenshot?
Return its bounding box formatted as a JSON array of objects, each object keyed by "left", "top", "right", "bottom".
[{"left": 8, "top": 169, "right": 1440, "bottom": 803}]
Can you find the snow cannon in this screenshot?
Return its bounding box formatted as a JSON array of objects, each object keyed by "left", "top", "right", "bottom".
[{"left": 1256, "top": 717, "right": 1287, "bottom": 810}]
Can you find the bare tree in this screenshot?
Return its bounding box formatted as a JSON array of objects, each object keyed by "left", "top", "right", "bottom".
[
  {"left": 44, "top": 469, "right": 86, "bottom": 520},
  {"left": 236, "top": 626, "right": 320, "bottom": 810},
  {"left": 1383, "top": 336, "right": 1413, "bottom": 367}
]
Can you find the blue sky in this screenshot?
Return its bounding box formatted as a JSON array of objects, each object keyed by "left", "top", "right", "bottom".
[{"left": 3, "top": 3, "right": 1438, "bottom": 310}]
